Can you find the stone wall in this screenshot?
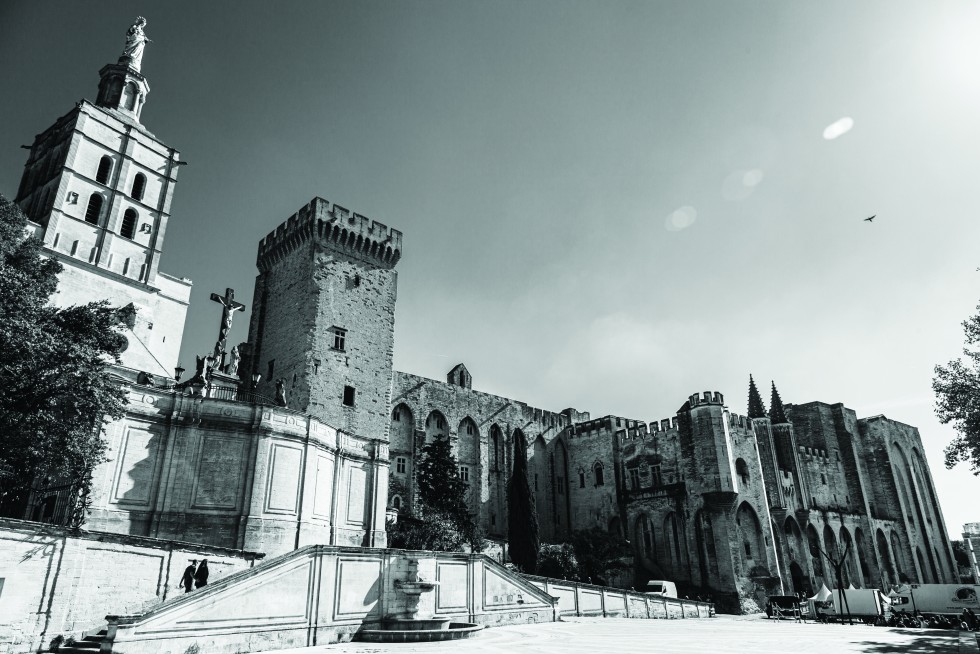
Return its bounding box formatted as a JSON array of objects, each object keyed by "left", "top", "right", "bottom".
[
  {"left": 0, "top": 519, "right": 261, "bottom": 654},
  {"left": 81, "top": 383, "right": 388, "bottom": 556},
  {"left": 389, "top": 370, "right": 572, "bottom": 540},
  {"left": 101, "top": 545, "right": 557, "bottom": 654},
  {"left": 248, "top": 198, "right": 402, "bottom": 444}
]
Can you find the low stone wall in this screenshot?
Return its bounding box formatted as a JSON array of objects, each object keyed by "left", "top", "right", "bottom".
[
  {"left": 104, "top": 546, "right": 557, "bottom": 654},
  {"left": 523, "top": 575, "right": 714, "bottom": 619},
  {"left": 0, "top": 519, "right": 262, "bottom": 654}
]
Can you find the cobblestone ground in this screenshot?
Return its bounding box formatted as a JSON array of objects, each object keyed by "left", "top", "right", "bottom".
[{"left": 259, "top": 616, "right": 975, "bottom": 654}]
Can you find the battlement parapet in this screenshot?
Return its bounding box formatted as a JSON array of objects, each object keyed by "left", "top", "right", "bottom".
[
  {"left": 648, "top": 417, "right": 678, "bottom": 435},
  {"left": 655, "top": 417, "right": 677, "bottom": 432},
  {"left": 616, "top": 422, "right": 651, "bottom": 444},
  {"left": 257, "top": 196, "right": 403, "bottom": 272},
  {"left": 688, "top": 391, "right": 725, "bottom": 408},
  {"left": 524, "top": 406, "right": 568, "bottom": 429}
]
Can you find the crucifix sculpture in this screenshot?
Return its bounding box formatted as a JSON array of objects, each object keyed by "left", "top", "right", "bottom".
[{"left": 210, "top": 287, "right": 245, "bottom": 366}]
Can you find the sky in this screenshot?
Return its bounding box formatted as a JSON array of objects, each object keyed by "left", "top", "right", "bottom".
[{"left": 2, "top": 1, "right": 979, "bottom": 540}]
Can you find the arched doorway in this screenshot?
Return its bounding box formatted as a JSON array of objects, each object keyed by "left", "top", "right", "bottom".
[
  {"left": 736, "top": 502, "right": 765, "bottom": 571},
  {"left": 876, "top": 528, "right": 896, "bottom": 585},
  {"left": 789, "top": 561, "right": 806, "bottom": 595},
  {"left": 839, "top": 527, "right": 854, "bottom": 587},
  {"left": 807, "top": 524, "right": 825, "bottom": 584},
  {"left": 554, "top": 439, "right": 571, "bottom": 537},
  {"left": 916, "top": 547, "right": 930, "bottom": 583}
]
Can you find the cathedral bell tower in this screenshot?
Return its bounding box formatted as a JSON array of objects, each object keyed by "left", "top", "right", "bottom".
[
  {"left": 95, "top": 16, "right": 151, "bottom": 123},
  {"left": 13, "top": 17, "right": 191, "bottom": 378}
]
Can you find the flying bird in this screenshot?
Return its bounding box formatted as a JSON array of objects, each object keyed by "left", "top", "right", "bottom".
[{"left": 864, "top": 215, "right": 875, "bottom": 222}]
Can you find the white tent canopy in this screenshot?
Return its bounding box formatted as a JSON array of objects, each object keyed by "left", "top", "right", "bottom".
[{"left": 810, "top": 584, "right": 833, "bottom": 602}]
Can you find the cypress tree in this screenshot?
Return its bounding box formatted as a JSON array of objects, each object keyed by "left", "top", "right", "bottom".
[
  {"left": 508, "top": 430, "right": 539, "bottom": 573},
  {"left": 415, "top": 435, "right": 468, "bottom": 522}
]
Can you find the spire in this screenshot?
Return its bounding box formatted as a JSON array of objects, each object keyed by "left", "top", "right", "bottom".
[
  {"left": 95, "top": 17, "right": 151, "bottom": 122},
  {"left": 747, "top": 375, "right": 767, "bottom": 419},
  {"left": 770, "top": 382, "right": 788, "bottom": 424}
]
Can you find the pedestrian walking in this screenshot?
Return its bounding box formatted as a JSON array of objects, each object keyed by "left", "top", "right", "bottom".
[
  {"left": 194, "top": 559, "right": 210, "bottom": 589},
  {"left": 180, "top": 560, "right": 197, "bottom": 593}
]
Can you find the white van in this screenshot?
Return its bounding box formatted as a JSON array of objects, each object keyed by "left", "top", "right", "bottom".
[{"left": 644, "top": 580, "right": 678, "bottom": 598}]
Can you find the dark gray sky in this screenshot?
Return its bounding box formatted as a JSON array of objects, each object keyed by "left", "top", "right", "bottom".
[{"left": 2, "top": 1, "right": 979, "bottom": 537}]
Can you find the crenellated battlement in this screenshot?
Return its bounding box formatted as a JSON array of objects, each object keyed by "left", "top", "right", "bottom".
[
  {"left": 687, "top": 391, "right": 725, "bottom": 408},
  {"left": 728, "top": 412, "right": 757, "bottom": 431},
  {"left": 649, "top": 417, "right": 679, "bottom": 435},
  {"left": 257, "top": 197, "right": 403, "bottom": 272}
]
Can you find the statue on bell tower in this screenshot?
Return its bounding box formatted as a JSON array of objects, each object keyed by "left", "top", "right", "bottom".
[{"left": 119, "top": 17, "right": 150, "bottom": 72}]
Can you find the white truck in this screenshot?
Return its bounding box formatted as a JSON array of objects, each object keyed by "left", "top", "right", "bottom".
[
  {"left": 644, "top": 580, "right": 678, "bottom": 598},
  {"left": 889, "top": 584, "right": 980, "bottom": 616},
  {"left": 818, "top": 588, "right": 887, "bottom": 621}
]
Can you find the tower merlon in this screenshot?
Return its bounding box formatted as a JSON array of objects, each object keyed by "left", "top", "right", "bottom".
[
  {"left": 688, "top": 390, "right": 725, "bottom": 407},
  {"left": 257, "top": 197, "right": 403, "bottom": 272}
]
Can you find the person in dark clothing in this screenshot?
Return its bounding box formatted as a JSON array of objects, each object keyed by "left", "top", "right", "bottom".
[
  {"left": 194, "top": 559, "right": 209, "bottom": 589},
  {"left": 180, "top": 560, "right": 197, "bottom": 593}
]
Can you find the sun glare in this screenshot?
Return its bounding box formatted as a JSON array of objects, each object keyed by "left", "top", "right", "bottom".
[{"left": 822, "top": 117, "right": 854, "bottom": 140}]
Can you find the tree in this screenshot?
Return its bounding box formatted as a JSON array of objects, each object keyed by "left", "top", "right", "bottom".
[
  {"left": 508, "top": 430, "right": 539, "bottom": 573},
  {"left": 386, "top": 435, "right": 482, "bottom": 552},
  {"left": 0, "top": 194, "right": 130, "bottom": 524},
  {"left": 808, "top": 521, "right": 853, "bottom": 625},
  {"left": 386, "top": 505, "right": 467, "bottom": 552},
  {"left": 571, "top": 527, "right": 632, "bottom": 585},
  {"left": 934, "top": 301, "right": 980, "bottom": 474},
  {"left": 537, "top": 543, "right": 578, "bottom": 579},
  {"left": 415, "top": 435, "right": 469, "bottom": 522}
]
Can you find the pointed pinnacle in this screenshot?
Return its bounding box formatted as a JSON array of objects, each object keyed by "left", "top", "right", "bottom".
[
  {"left": 747, "top": 375, "right": 767, "bottom": 419},
  {"left": 770, "top": 381, "right": 788, "bottom": 424}
]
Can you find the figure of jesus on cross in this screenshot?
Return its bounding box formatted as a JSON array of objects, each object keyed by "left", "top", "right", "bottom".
[{"left": 210, "top": 288, "right": 245, "bottom": 367}]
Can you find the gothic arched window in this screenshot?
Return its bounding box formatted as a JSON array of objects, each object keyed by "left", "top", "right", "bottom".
[
  {"left": 84, "top": 193, "right": 103, "bottom": 224},
  {"left": 593, "top": 462, "right": 605, "bottom": 487},
  {"left": 736, "top": 458, "right": 750, "bottom": 485},
  {"left": 121, "top": 209, "right": 137, "bottom": 239},
  {"left": 96, "top": 156, "right": 112, "bottom": 185},
  {"left": 131, "top": 173, "right": 146, "bottom": 201}
]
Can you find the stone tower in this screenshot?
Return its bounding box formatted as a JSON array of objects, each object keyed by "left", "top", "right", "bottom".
[
  {"left": 13, "top": 17, "right": 190, "bottom": 376},
  {"left": 247, "top": 197, "right": 403, "bottom": 442}
]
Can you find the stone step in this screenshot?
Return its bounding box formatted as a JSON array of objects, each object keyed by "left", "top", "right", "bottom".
[{"left": 56, "top": 629, "right": 107, "bottom": 653}]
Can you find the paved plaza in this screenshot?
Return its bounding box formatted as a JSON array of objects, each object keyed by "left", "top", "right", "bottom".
[{"left": 260, "top": 616, "right": 976, "bottom": 654}]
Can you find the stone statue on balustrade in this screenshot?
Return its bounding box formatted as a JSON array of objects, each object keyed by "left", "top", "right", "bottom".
[
  {"left": 226, "top": 345, "right": 241, "bottom": 376},
  {"left": 275, "top": 379, "right": 288, "bottom": 408},
  {"left": 175, "top": 353, "right": 217, "bottom": 394}
]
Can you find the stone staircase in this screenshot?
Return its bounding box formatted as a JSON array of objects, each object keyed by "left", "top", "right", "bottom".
[{"left": 54, "top": 629, "right": 107, "bottom": 654}]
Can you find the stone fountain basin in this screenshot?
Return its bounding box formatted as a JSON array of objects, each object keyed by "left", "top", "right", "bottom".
[
  {"left": 384, "top": 617, "right": 451, "bottom": 631},
  {"left": 394, "top": 580, "right": 440, "bottom": 594},
  {"left": 358, "top": 622, "right": 484, "bottom": 643}
]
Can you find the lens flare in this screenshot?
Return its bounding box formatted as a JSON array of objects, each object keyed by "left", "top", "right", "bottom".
[
  {"left": 742, "top": 169, "right": 764, "bottom": 187},
  {"left": 823, "top": 117, "right": 854, "bottom": 140},
  {"left": 665, "top": 206, "right": 697, "bottom": 232}
]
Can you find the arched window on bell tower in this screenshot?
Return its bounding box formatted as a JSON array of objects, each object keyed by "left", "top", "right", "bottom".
[
  {"left": 84, "top": 194, "right": 103, "bottom": 225},
  {"left": 121, "top": 209, "right": 138, "bottom": 239},
  {"left": 123, "top": 82, "right": 138, "bottom": 111},
  {"left": 96, "top": 156, "right": 112, "bottom": 184},
  {"left": 131, "top": 173, "right": 146, "bottom": 201}
]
